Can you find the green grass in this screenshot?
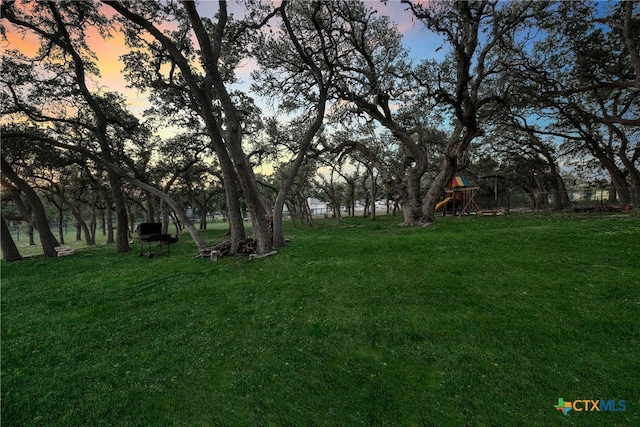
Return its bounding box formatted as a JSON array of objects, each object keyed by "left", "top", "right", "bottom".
[
  {"left": 5, "top": 220, "right": 230, "bottom": 258},
  {"left": 2, "top": 213, "right": 639, "bottom": 426}
]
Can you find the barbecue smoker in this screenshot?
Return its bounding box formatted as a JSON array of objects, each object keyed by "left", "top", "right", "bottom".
[{"left": 135, "top": 223, "right": 178, "bottom": 258}]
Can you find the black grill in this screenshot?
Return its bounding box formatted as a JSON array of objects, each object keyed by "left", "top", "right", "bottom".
[{"left": 136, "top": 223, "right": 178, "bottom": 257}]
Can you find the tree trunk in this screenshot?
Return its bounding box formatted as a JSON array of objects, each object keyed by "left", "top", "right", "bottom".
[
  {"left": 606, "top": 165, "right": 630, "bottom": 207},
  {"left": 193, "top": 200, "right": 206, "bottom": 230},
  {"left": 58, "top": 190, "right": 96, "bottom": 246},
  {"left": 272, "top": 198, "right": 287, "bottom": 248},
  {"left": 58, "top": 218, "right": 65, "bottom": 245},
  {"left": 581, "top": 131, "right": 630, "bottom": 207},
  {"left": 370, "top": 171, "right": 377, "bottom": 220},
  {"left": 100, "top": 209, "right": 106, "bottom": 236},
  {"left": 12, "top": 132, "right": 209, "bottom": 252},
  {"left": 422, "top": 160, "right": 454, "bottom": 224},
  {"left": 89, "top": 204, "right": 97, "bottom": 241},
  {"left": 398, "top": 170, "right": 424, "bottom": 225},
  {"left": 54, "top": 201, "right": 65, "bottom": 244},
  {"left": 106, "top": 171, "right": 131, "bottom": 253},
  {"left": 534, "top": 174, "right": 548, "bottom": 209},
  {"left": 105, "top": 2, "right": 248, "bottom": 254},
  {"left": 224, "top": 126, "right": 272, "bottom": 255},
  {"left": 222, "top": 176, "right": 246, "bottom": 254},
  {"left": 273, "top": 136, "right": 316, "bottom": 247},
  {"left": 618, "top": 148, "right": 640, "bottom": 207},
  {"left": 182, "top": 1, "right": 273, "bottom": 255},
  {"left": 633, "top": 184, "right": 640, "bottom": 208},
  {"left": 160, "top": 200, "right": 171, "bottom": 234},
  {"left": 557, "top": 173, "right": 571, "bottom": 209},
  {"left": 400, "top": 199, "right": 423, "bottom": 226},
  {"left": 607, "top": 117, "right": 639, "bottom": 207},
  {"left": 28, "top": 225, "right": 36, "bottom": 246},
  {"left": 48, "top": 3, "right": 131, "bottom": 253},
  {"left": 1, "top": 214, "right": 23, "bottom": 262},
  {"left": 127, "top": 203, "right": 136, "bottom": 237},
  {"left": 423, "top": 124, "right": 478, "bottom": 222},
  {"left": 130, "top": 179, "right": 205, "bottom": 250},
  {"left": 270, "top": 0, "right": 329, "bottom": 245},
  {"left": 1, "top": 156, "right": 59, "bottom": 257},
  {"left": 105, "top": 201, "right": 114, "bottom": 244},
  {"left": 608, "top": 183, "right": 617, "bottom": 204},
  {"left": 145, "top": 190, "right": 156, "bottom": 222},
  {"left": 303, "top": 197, "right": 315, "bottom": 226},
  {"left": 547, "top": 157, "right": 571, "bottom": 210}
]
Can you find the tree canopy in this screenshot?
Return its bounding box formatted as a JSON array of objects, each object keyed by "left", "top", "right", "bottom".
[{"left": 1, "top": 0, "right": 638, "bottom": 261}]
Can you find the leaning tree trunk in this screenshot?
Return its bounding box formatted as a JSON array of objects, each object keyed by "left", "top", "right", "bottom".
[
  {"left": 181, "top": 1, "right": 272, "bottom": 255},
  {"left": 222, "top": 117, "right": 272, "bottom": 255},
  {"left": 59, "top": 191, "right": 95, "bottom": 246},
  {"left": 273, "top": 142, "right": 313, "bottom": 247},
  {"left": 1, "top": 156, "right": 59, "bottom": 257},
  {"left": 606, "top": 164, "right": 631, "bottom": 207},
  {"left": 585, "top": 136, "right": 630, "bottom": 207},
  {"left": 47, "top": 5, "right": 131, "bottom": 253},
  {"left": 105, "top": 1, "right": 248, "bottom": 254},
  {"left": 17, "top": 132, "right": 210, "bottom": 253},
  {"left": 1, "top": 214, "right": 23, "bottom": 262},
  {"left": 422, "top": 156, "right": 456, "bottom": 224},
  {"left": 128, "top": 178, "right": 207, "bottom": 251}
]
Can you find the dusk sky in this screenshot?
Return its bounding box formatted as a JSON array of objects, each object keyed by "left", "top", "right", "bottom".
[{"left": 3, "top": 1, "right": 441, "bottom": 120}]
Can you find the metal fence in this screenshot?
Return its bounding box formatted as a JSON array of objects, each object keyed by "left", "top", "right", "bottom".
[
  {"left": 475, "top": 187, "right": 639, "bottom": 211},
  {"left": 5, "top": 187, "right": 638, "bottom": 244}
]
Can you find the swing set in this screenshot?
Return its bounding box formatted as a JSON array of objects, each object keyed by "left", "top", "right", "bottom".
[{"left": 436, "top": 176, "right": 495, "bottom": 217}]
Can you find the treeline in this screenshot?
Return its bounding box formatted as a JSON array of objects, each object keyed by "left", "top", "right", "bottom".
[{"left": 1, "top": 1, "right": 638, "bottom": 261}]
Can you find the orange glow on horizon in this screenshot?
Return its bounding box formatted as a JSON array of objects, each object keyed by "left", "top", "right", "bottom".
[{"left": 3, "top": 0, "right": 429, "bottom": 124}]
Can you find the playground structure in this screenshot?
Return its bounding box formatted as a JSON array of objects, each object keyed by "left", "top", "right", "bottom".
[{"left": 436, "top": 176, "right": 488, "bottom": 217}]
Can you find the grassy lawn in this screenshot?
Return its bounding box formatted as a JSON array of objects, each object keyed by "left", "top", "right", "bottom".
[{"left": 2, "top": 212, "right": 639, "bottom": 426}]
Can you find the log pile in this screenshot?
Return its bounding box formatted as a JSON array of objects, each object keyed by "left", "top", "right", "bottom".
[{"left": 194, "top": 238, "right": 272, "bottom": 261}]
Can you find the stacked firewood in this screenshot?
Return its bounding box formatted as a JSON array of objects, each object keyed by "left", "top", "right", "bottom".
[{"left": 193, "top": 238, "right": 261, "bottom": 261}]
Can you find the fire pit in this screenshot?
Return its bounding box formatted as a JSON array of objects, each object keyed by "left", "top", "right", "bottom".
[{"left": 135, "top": 222, "right": 178, "bottom": 258}]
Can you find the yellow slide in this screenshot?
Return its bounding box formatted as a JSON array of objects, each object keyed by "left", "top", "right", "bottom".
[{"left": 436, "top": 197, "right": 452, "bottom": 211}]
